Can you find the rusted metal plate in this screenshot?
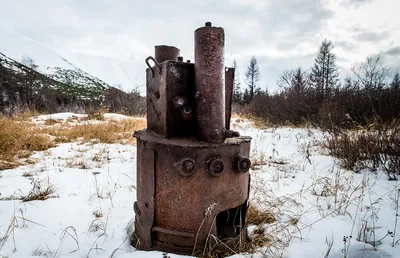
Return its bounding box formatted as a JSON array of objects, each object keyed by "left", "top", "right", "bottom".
[
  {"left": 146, "top": 61, "right": 196, "bottom": 138},
  {"left": 133, "top": 139, "right": 155, "bottom": 250},
  {"left": 225, "top": 67, "right": 234, "bottom": 130},
  {"left": 134, "top": 130, "right": 251, "bottom": 252},
  {"left": 195, "top": 22, "right": 226, "bottom": 143}
]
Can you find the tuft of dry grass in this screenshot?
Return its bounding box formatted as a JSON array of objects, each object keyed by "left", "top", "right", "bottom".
[
  {"left": 0, "top": 118, "right": 55, "bottom": 170},
  {"left": 250, "top": 150, "right": 267, "bottom": 170},
  {"left": 42, "top": 118, "right": 146, "bottom": 144},
  {"left": 22, "top": 185, "right": 55, "bottom": 202},
  {"left": 246, "top": 204, "right": 276, "bottom": 225}
]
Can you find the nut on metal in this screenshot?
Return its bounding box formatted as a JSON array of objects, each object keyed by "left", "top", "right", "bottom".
[
  {"left": 208, "top": 156, "right": 225, "bottom": 176},
  {"left": 223, "top": 129, "right": 240, "bottom": 138},
  {"left": 235, "top": 154, "right": 251, "bottom": 173},
  {"left": 175, "top": 158, "right": 196, "bottom": 177}
]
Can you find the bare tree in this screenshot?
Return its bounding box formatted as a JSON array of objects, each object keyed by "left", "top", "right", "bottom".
[
  {"left": 278, "top": 68, "right": 309, "bottom": 96},
  {"left": 277, "top": 69, "right": 295, "bottom": 90},
  {"left": 21, "top": 55, "right": 38, "bottom": 71},
  {"left": 351, "top": 55, "right": 390, "bottom": 92}
]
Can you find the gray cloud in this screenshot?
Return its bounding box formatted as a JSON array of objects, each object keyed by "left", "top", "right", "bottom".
[
  {"left": 379, "top": 47, "right": 400, "bottom": 75},
  {"left": 335, "top": 40, "right": 358, "bottom": 52},
  {"left": 341, "top": 0, "right": 374, "bottom": 8},
  {"left": 384, "top": 46, "right": 400, "bottom": 56},
  {"left": 354, "top": 31, "right": 390, "bottom": 42}
]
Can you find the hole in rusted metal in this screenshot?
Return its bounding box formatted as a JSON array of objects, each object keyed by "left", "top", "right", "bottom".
[{"left": 216, "top": 201, "right": 247, "bottom": 239}]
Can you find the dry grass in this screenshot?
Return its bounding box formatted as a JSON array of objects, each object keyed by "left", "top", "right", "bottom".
[
  {"left": 0, "top": 113, "right": 146, "bottom": 170},
  {"left": 326, "top": 123, "right": 400, "bottom": 179},
  {"left": 7, "top": 108, "right": 42, "bottom": 121},
  {"left": 0, "top": 118, "right": 55, "bottom": 170},
  {"left": 199, "top": 204, "right": 277, "bottom": 258},
  {"left": 236, "top": 114, "right": 272, "bottom": 129},
  {"left": 246, "top": 204, "right": 276, "bottom": 225},
  {"left": 0, "top": 178, "right": 55, "bottom": 202},
  {"left": 22, "top": 185, "right": 55, "bottom": 202},
  {"left": 42, "top": 118, "right": 146, "bottom": 144}
]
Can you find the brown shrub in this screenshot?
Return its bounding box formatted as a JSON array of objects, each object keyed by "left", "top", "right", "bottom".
[{"left": 326, "top": 123, "right": 400, "bottom": 179}]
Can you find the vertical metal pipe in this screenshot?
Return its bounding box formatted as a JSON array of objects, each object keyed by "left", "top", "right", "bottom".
[
  {"left": 155, "top": 45, "right": 180, "bottom": 63},
  {"left": 225, "top": 67, "right": 234, "bottom": 130},
  {"left": 194, "top": 22, "right": 226, "bottom": 143}
]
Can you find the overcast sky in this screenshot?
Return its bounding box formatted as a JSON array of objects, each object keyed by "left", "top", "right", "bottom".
[{"left": 1, "top": 0, "right": 399, "bottom": 93}]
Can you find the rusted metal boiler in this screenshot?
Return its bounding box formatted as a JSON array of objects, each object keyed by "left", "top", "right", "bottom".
[{"left": 132, "top": 22, "right": 252, "bottom": 255}]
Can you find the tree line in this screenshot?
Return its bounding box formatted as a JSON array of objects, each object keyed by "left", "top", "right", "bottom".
[{"left": 234, "top": 40, "right": 400, "bottom": 127}]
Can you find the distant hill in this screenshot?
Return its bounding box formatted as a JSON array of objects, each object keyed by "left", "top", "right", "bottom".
[
  {"left": 0, "top": 27, "right": 145, "bottom": 115},
  {"left": 0, "top": 27, "right": 142, "bottom": 92}
]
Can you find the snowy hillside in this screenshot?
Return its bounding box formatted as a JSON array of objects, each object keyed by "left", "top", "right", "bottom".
[
  {"left": 1, "top": 115, "right": 400, "bottom": 257},
  {"left": 62, "top": 52, "right": 143, "bottom": 92},
  {"left": 0, "top": 27, "right": 140, "bottom": 92}
]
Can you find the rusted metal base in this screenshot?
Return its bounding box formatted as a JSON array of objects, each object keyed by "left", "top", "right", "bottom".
[{"left": 133, "top": 130, "right": 251, "bottom": 255}]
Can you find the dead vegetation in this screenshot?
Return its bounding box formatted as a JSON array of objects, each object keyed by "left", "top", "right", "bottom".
[
  {"left": 42, "top": 118, "right": 145, "bottom": 144},
  {"left": 0, "top": 117, "right": 54, "bottom": 170},
  {"left": 0, "top": 111, "right": 146, "bottom": 170},
  {"left": 246, "top": 204, "right": 276, "bottom": 225},
  {"left": 0, "top": 178, "right": 55, "bottom": 202},
  {"left": 326, "top": 122, "right": 400, "bottom": 179}
]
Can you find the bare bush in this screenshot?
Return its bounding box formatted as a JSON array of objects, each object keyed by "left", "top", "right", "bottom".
[{"left": 326, "top": 123, "right": 400, "bottom": 179}]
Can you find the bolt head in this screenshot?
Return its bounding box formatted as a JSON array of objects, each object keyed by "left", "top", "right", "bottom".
[
  {"left": 176, "top": 158, "right": 196, "bottom": 177},
  {"left": 208, "top": 157, "right": 224, "bottom": 176}
]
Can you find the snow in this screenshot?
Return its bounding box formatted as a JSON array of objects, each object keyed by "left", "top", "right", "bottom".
[
  {"left": 61, "top": 52, "right": 142, "bottom": 92},
  {"left": 1, "top": 115, "right": 400, "bottom": 257}
]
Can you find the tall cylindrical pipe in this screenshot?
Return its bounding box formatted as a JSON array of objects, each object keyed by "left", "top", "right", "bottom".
[
  {"left": 194, "top": 22, "right": 226, "bottom": 143},
  {"left": 155, "top": 45, "right": 180, "bottom": 63}
]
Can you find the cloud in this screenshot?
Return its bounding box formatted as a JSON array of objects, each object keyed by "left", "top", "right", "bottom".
[
  {"left": 354, "top": 31, "right": 390, "bottom": 42},
  {"left": 335, "top": 40, "right": 358, "bottom": 52},
  {"left": 384, "top": 46, "right": 400, "bottom": 56},
  {"left": 341, "top": 0, "right": 374, "bottom": 8}
]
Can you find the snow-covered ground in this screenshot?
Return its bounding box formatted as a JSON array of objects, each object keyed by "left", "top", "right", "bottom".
[{"left": 1, "top": 114, "right": 399, "bottom": 257}]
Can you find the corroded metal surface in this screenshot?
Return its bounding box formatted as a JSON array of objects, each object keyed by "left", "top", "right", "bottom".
[
  {"left": 146, "top": 61, "right": 196, "bottom": 138},
  {"left": 134, "top": 131, "right": 251, "bottom": 253},
  {"left": 133, "top": 22, "right": 251, "bottom": 255},
  {"left": 194, "top": 22, "right": 226, "bottom": 143}
]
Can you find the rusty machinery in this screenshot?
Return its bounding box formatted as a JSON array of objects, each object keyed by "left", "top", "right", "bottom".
[{"left": 132, "top": 22, "right": 252, "bottom": 255}]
